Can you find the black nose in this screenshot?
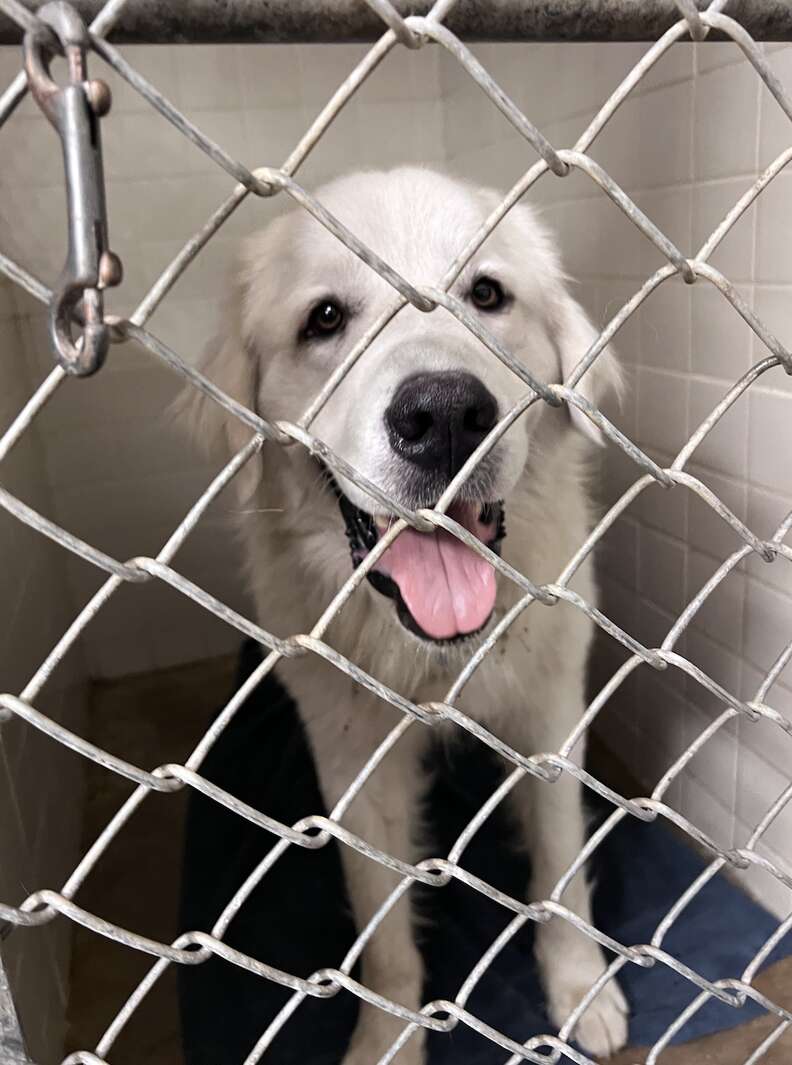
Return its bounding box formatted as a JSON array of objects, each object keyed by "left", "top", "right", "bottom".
[{"left": 385, "top": 371, "right": 498, "bottom": 478}]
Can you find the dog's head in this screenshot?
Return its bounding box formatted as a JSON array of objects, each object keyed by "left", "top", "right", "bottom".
[{"left": 186, "top": 167, "right": 620, "bottom": 645}]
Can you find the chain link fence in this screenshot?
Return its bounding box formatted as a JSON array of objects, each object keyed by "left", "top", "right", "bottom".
[{"left": 1, "top": 0, "right": 792, "bottom": 1062}]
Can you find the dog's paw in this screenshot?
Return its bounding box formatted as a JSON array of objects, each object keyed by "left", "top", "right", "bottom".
[{"left": 546, "top": 970, "right": 628, "bottom": 1061}]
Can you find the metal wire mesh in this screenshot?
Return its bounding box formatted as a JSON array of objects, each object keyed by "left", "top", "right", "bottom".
[{"left": 1, "top": 0, "right": 792, "bottom": 1062}]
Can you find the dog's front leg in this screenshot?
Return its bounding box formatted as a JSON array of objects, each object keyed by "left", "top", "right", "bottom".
[
  {"left": 517, "top": 768, "right": 628, "bottom": 1058},
  {"left": 295, "top": 670, "right": 428, "bottom": 1065},
  {"left": 499, "top": 679, "right": 629, "bottom": 1060}
]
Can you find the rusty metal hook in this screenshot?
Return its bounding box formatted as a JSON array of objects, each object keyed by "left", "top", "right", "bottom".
[{"left": 23, "top": 1, "right": 121, "bottom": 376}]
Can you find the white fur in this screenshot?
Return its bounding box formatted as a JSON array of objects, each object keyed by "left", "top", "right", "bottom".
[{"left": 184, "top": 167, "right": 628, "bottom": 1061}]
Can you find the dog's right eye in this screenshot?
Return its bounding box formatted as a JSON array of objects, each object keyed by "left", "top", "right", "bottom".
[{"left": 304, "top": 300, "right": 345, "bottom": 340}]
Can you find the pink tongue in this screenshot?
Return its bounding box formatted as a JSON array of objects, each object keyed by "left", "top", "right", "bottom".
[{"left": 375, "top": 505, "right": 497, "bottom": 640}]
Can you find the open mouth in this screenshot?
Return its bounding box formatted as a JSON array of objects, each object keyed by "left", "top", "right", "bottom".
[{"left": 336, "top": 485, "right": 506, "bottom": 644}]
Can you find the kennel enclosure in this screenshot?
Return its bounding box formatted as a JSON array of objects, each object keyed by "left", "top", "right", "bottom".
[{"left": 2, "top": 1, "right": 792, "bottom": 1063}]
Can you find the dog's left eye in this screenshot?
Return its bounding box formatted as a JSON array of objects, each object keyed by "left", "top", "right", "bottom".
[
  {"left": 304, "top": 300, "right": 345, "bottom": 339},
  {"left": 471, "top": 277, "right": 505, "bottom": 311}
]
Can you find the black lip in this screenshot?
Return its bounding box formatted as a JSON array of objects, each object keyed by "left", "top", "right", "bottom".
[{"left": 329, "top": 473, "right": 506, "bottom": 644}]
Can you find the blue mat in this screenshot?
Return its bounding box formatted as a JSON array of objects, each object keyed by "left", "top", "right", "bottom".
[{"left": 178, "top": 642, "right": 791, "bottom": 1063}]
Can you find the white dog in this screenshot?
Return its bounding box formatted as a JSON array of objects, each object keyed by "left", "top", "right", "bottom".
[{"left": 186, "top": 167, "right": 627, "bottom": 1062}]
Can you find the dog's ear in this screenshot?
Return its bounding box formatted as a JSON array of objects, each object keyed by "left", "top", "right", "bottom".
[
  {"left": 177, "top": 279, "right": 262, "bottom": 502},
  {"left": 507, "top": 200, "right": 622, "bottom": 446},
  {"left": 549, "top": 284, "right": 624, "bottom": 447}
]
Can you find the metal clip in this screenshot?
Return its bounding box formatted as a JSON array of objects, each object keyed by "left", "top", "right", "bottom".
[{"left": 23, "top": 1, "right": 121, "bottom": 376}]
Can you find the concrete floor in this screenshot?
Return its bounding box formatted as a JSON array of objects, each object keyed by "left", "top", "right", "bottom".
[
  {"left": 64, "top": 655, "right": 792, "bottom": 1064},
  {"left": 64, "top": 655, "right": 237, "bottom": 1063},
  {"left": 609, "top": 960, "right": 792, "bottom": 1064}
]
